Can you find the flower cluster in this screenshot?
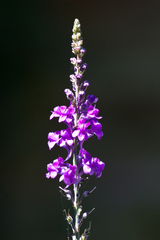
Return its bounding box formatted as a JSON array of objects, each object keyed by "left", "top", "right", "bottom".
[
  {"left": 46, "top": 19, "right": 105, "bottom": 188},
  {"left": 46, "top": 19, "right": 105, "bottom": 240}
]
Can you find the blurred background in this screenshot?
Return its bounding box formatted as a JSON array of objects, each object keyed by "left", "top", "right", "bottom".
[{"left": 1, "top": 0, "right": 160, "bottom": 239}]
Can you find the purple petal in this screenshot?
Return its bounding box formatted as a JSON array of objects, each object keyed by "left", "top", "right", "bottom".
[
  {"left": 59, "top": 115, "right": 67, "bottom": 122},
  {"left": 78, "top": 133, "right": 85, "bottom": 141}
]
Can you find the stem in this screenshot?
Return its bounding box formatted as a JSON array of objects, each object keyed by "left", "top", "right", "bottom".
[
  {"left": 72, "top": 55, "right": 81, "bottom": 239},
  {"left": 73, "top": 138, "right": 80, "bottom": 239}
]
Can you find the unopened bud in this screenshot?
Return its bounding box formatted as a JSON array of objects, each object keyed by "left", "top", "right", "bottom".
[
  {"left": 76, "top": 73, "right": 82, "bottom": 79},
  {"left": 86, "top": 95, "right": 98, "bottom": 105},
  {"left": 80, "top": 63, "right": 87, "bottom": 72},
  {"left": 80, "top": 187, "right": 96, "bottom": 203},
  {"left": 70, "top": 74, "right": 76, "bottom": 82},
  {"left": 78, "top": 40, "right": 83, "bottom": 46},
  {"left": 72, "top": 34, "right": 77, "bottom": 40},
  {"left": 80, "top": 80, "right": 89, "bottom": 91},
  {"left": 82, "top": 212, "right": 88, "bottom": 219},
  {"left": 77, "top": 59, "right": 82, "bottom": 64},
  {"left": 80, "top": 48, "right": 86, "bottom": 57},
  {"left": 59, "top": 186, "right": 73, "bottom": 202},
  {"left": 70, "top": 57, "right": 77, "bottom": 65},
  {"left": 64, "top": 89, "right": 74, "bottom": 101},
  {"left": 78, "top": 91, "right": 85, "bottom": 103}
]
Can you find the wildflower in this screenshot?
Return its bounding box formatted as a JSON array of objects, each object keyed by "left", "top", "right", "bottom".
[
  {"left": 47, "top": 131, "right": 60, "bottom": 150},
  {"left": 60, "top": 164, "right": 77, "bottom": 186},
  {"left": 46, "top": 157, "right": 66, "bottom": 179},
  {"left": 46, "top": 18, "right": 105, "bottom": 239},
  {"left": 49, "top": 105, "right": 75, "bottom": 125}
]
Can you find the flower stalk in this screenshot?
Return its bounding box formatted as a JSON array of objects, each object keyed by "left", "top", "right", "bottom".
[{"left": 46, "top": 19, "right": 105, "bottom": 240}]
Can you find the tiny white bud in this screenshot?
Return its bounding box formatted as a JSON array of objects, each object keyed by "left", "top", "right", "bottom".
[
  {"left": 66, "top": 194, "right": 71, "bottom": 200},
  {"left": 82, "top": 212, "right": 87, "bottom": 219}
]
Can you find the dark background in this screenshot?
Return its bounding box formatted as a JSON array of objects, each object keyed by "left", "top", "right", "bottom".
[{"left": 1, "top": 0, "right": 160, "bottom": 239}]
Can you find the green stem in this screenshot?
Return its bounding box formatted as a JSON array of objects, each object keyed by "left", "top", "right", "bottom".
[
  {"left": 73, "top": 139, "right": 80, "bottom": 239},
  {"left": 72, "top": 55, "right": 80, "bottom": 239}
]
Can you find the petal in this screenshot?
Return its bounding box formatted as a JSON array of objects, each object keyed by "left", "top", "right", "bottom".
[
  {"left": 59, "top": 115, "right": 67, "bottom": 122},
  {"left": 46, "top": 172, "right": 50, "bottom": 178},
  {"left": 95, "top": 171, "right": 102, "bottom": 178},
  {"left": 48, "top": 141, "right": 56, "bottom": 150},
  {"left": 78, "top": 133, "right": 85, "bottom": 141},
  {"left": 48, "top": 132, "right": 59, "bottom": 141},
  {"left": 50, "top": 171, "right": 58, "bottom": 179},
  {"left": 59, "top": 174, "right": 64, "bottom": 182},
  {"left": 72, "top": 129, "right": 80, "bottom": 138},
  {"left": 59, "top": 106, "right": 67, "bottom": 113},
  {"left": 49, "top": 112, "right": 55, "bottom": 120},
  {"left": 67, "top": 139, "right": 74, "bottom": 146},
  {"left": 96, "top": 131, "right": 103, "bottom": 139},
  {"left": 83, "top": 165, "right": 91, "bottom": 174}
]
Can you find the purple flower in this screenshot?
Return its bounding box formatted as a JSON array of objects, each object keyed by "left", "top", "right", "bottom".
[
  {"left": 90, "top": 120, "right": 103, "bottom": 140},
  {"left": 59, "top": 128, "right": 74, "bottom": 148},
  {"left": 83, "top": 157, "right": 105, "bottom": 178},
  {"left": 48, "top": 131, "right": 60, "bottom": 150},
  {"left": 86, "top": 95, "right": 98, "bottom": 105},
  {"left": 49, "top": 105, "right": 75, "bottom": 125},
  {"left": 72, "top": 119, "right": 91, "bottom": 141},
  {"left": 48, "top": 128, "right": 74, "bottom": 160},
  {"left": 46, "top": 19, "right": 105, "bottom": 236},
  {"left": 46, "top": 157, "right": 66, "bottom": 179},
  {"left": 58, "top": 128, "right": 74, "bottom": 161},
  {"left": 72, "top": 118, "right": 103, "bottom": 142},
  {"left": 59, "top": 164, "right": 77, "bottom": 186},
  {"left": 79, "top": 149, "right": 92, "bottom": 164},
  {"left": 83, "top": 105, "right": 102, "bottom": 120},
  {"left": 79, "top": 149, "right": 105, "bottom": 178}
]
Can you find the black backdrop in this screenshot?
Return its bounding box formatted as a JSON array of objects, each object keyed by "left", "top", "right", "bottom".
[{"left": 1, "top": 0, "right": 160, "bottom": 239}]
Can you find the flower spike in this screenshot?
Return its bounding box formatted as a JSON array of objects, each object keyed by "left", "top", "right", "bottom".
[{"left": 46, "top": 19, "right": 105, "bottom": 240}]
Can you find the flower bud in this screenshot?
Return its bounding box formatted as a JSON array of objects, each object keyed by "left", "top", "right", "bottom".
[
  {"left": 70, "top": 57, "right": 77, "bottom": 65},
  {"left": 80, "top": 48, "right": 86, "bottom": 57},
  {"left": 59, "top": 186, "right": 73, "bottom": 201},
  {"left": 78, "top": 40, "right": 83, "bottom": 46},
  {"left": 76, "top": 32, "right": 81, "bottom": 38},
  {"left": 82, "top": 212, "right": 88, "bottom": 219},
  {"left": 64, "top": 89, "right": 74, "bottom": 101},
  {"left": 71, "top": 42, "right": 75, "bottom": 48},
  {"left": 80, "top": 80, "right": 89, "bottom": 91},
  {"left": 72, "top": 34, "right": 77, "bottom": 40},
  {"left": 70, "top": 74, "right": 76, "bottom": 82},
  {"left": 67, "top": 214, "right": 73, "bottom": 224},
  {"left": 80, "top": 103, "right": 88, "bottom": 113},
  {"left": 72, "top": 46, "right": 81, "bottom": 54},
  {"left": 72, "top": 19, "right": 81, "bottom": 33},
  {"left": 76, "top": 73, "right": 82, "bottom": 80},
  {"left": 77, "top": 59, "right": 82, "bottom": 64},
  {"left": 80, "top": 63, "right": 87, "bottom": 72},
  {"left": 78, "top": 91, "right": 85, "bottom": 103},
  {"left": 86, "top": 95, "right": 98, "bottom": 105},
  {"left": 79, "top": 187, "right": 96, "bottom": 203}
]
